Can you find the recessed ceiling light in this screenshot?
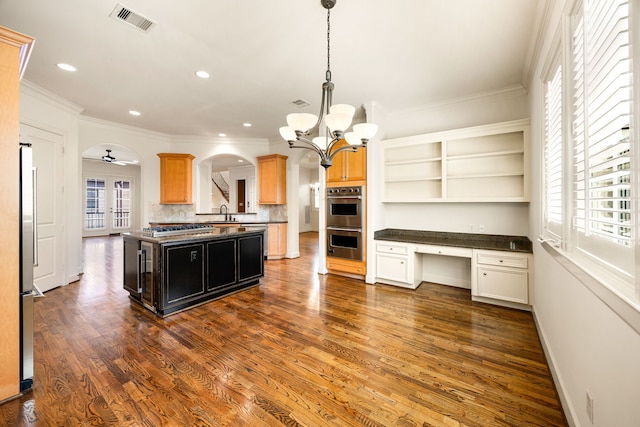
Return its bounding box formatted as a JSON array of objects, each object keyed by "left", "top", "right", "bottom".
[
  {"left": 129, "top": 110, "right": 141, "bottom": 116},
  {"left": 243, "top": 123, "right": 252, "bottom": 127},
  {"left": 218, "top": 133, "right": 227, "bottom": 137},
  {"left": 237, "top": 159, "right": 244, "bottom": 163},
  {"left": 56, "top": 63, "right": 77, "bottom": 72},
  {"left": 195, "top": 70, "right": 210, "bottom": 79}
]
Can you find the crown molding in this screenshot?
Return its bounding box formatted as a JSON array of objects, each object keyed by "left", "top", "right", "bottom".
[{"left": 21, "top": 80, "right": 84, "bottom": 115}]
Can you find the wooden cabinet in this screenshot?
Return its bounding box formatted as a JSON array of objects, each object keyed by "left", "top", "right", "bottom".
[
  {"left": 267, "top": 223, "right": 287, "bottom": 259},
  {"left": 206, "top": 238, "right": 237, "bottom": 291},
  {"left": 0, "top": 26, "right": 34, "bottom": 402},
  {"left": 326, "top": 257, "right": 366, "bottom": 279},
  {"left": 472, "top": 249, "right": 532, "bottom": 307},
  {"left": 257, "top": 154, "right": 287, "bottom": 204},
  {"left": 158, "top": 153, "right": 194, "bottom": 204},
  {"left": 123, "top": 230, "right": 264, "bottom": 316},
  {"left": 326, "top": 139, "right": 367, "bottom": 185},
  {"left": 381, "top": 119, "right": 529, "bottom": 202}
]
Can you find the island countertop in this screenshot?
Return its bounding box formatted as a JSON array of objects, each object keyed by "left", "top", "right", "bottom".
[
  {"left": 122, "top": 226, "right": 266, "bottom": 245},
  {"left": 374, "top": 228, "right": 533, "bottom": 253}
]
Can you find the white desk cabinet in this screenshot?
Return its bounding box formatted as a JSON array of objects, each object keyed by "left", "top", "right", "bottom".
[{"left": 472, "top": 250, "right": 532, "bottom": 308}]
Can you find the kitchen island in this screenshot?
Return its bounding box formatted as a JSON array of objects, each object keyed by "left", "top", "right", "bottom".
[{"left": 122, "top": 226, "right": 264, "bottom": 316}]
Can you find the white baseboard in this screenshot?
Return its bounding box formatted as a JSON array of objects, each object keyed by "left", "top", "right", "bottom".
[{"left": 531, "top": 308, "right": 577, "bottom": 427}]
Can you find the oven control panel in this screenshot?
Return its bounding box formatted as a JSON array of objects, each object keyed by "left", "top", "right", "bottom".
[{"left": 327, "top": 186, "right": 362, "bottom": 196}]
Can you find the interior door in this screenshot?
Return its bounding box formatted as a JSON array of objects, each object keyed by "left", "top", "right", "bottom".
[
  {"left": 84, "top": 175, "right": 133, "bottom": 236},
  {"left": 237, "top": 179, "right": 246, "bottom": 213},
  {"left": 20, "top": 124, "right": 64, "bottom": 293}
]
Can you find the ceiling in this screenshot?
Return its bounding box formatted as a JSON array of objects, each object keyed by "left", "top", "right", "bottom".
[{"left": 0, "top": 0, "right": 540, "bottom": 142}]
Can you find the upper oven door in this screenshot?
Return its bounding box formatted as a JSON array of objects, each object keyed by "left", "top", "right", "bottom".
[{"left": 327, "top": 196, "right": 363, "bottom": 227}]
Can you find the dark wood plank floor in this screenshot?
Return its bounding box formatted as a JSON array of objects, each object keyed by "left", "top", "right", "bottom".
[{"left": 0, "top": 232, "right": 566, "bottom": 426}]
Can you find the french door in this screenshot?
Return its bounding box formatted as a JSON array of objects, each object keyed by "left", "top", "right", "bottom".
[{"left": 84, "top": 175, "right": 134, "bottom": 236}]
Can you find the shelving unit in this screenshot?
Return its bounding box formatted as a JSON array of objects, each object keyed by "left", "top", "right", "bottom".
[
  {"left": 381, "top": 119, "right": 529, "bottom": 203},
  {"left": 383, "top": 140, "right": 443, "bottom": 201}
]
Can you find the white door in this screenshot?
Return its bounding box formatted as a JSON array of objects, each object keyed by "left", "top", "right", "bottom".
[
  {"left": 83, "top": 175, "right": 133, "bottom": 236},
  {"left": 20, "top": 124, "right": 65, "bottom": 293}
]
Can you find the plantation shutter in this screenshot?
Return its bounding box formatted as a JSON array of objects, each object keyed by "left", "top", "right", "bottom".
[
  {"left": 572, "top": 0, "right": 633, "bottom": 274},
  {"left": 544, "top": 62, "right": 563, "bottom": 238}
]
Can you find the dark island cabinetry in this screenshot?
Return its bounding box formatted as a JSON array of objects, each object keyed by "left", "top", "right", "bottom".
[{"left": 123, "top": 227, "right": 264, "bottom": 316}]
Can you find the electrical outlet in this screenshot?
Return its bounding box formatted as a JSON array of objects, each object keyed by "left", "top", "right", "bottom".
[
  {"left": 586, "top": 390, "right": 594, "bottom": 423},
  {"left": 469, "top": 224, "right": 474, "bottom": 232},
  {"left": 479, "top": 224, "right": 485, "bottom": 232}
]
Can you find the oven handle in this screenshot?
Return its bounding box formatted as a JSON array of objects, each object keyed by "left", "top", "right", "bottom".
[
  {"left": 326, "top": 195, "right": 362, "bottom": 200},
  {"left": 327, "top": 226, "right": 362, "bottom": 233}
]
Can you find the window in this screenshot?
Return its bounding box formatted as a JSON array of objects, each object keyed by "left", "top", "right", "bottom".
[
  {"left": 543, "top": 55, "right": 563, "bottom": 239},
  {"left": 85, "top": 178, "right": 105, "bottom": 230},
  {"left": 541, "top": 0, "right": 636, "bottom": 300},
  {"left": 572, "top": 0, "right": 633, "bottom": 276}
]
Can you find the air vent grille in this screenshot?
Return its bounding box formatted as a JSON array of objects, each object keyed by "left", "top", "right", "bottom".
[
  {"left": 291, "top": 99, "right": 311, "bottom": 108},
  {"left": 110, "top": 3, "right": 156, "bottom": 32}
]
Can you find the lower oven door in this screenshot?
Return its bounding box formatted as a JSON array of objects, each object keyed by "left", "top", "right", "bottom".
[{"left": 327, "top": 227, "right": 363, "bottom": 261}]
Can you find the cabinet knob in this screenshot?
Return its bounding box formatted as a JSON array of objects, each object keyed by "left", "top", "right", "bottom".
[
  {"left": 483, "top": 272, "right": 487, "bottom": 276},
  {"left": 499, "top": 259, "right": 504, "bottom": 263},
  {"left": 438, "top": 250, "right": 442, "bottom": 254},
  {"left": 400, "top": 261, "right": 404, "bottom": 264}
]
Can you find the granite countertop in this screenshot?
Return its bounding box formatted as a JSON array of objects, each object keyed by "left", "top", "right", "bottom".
[
  {"left": 150, "top": 220, "right": 288, "bottom": 226},
  {"left": 374, "top": 229, "right": 533, "bottom": 253},
  {"left": 122, "top": 226, "right": 267, "bottom": 244}
]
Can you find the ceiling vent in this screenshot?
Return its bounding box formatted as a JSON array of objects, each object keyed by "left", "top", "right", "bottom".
[
  {"left": 109, "top": 3, "right": 156, "bottom": 33},
  {"left": 291, "top": 99, "right": 311, "bottom": 108}
]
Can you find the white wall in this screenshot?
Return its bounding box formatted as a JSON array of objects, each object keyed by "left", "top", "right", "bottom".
[{"left": 527, "top": 2, "right": 640, "bottom": 426}]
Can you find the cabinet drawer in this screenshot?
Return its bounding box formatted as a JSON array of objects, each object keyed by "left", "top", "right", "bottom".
[
  {"left": 477, "top": 253, "right": 528, "bottom": 269},
  {"left": 416, "top": 244, "right": 472, "bottom": 258},
  {"left": 477, "top": 266, "right": 528, "bottom": 304},
  {"left": 327, "top": 258, "right": 365, "bottom": 275},
  {"left": 376, "top": 242, "right": 408, "bottom": 255}
]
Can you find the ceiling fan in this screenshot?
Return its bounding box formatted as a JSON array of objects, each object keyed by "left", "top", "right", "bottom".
[{"left": 101, "top": 149, "right": 138, "bottom": 166}]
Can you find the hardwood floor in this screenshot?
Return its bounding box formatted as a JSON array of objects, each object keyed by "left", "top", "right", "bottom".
[{"left": 0, "top": 232, "right": 567, "bottom": 426}]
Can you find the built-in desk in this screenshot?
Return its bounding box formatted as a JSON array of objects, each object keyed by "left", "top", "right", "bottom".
[{"left": 374, "top": 229, "right": 533, "bottom": 310}]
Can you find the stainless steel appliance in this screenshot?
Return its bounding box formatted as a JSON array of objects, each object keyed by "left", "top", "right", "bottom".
[
  {"left": 327, "top": 186, "right": 364, "bottom": 261},
  {"left": 326, "top": 186, "right": 363, "bottom": 228},
  {"left": 19, "top": 143, "right": 41, "bottom": 392}
]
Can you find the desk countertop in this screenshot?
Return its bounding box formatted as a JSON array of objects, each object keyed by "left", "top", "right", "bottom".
[{"left": 374, "top": 229, "right": 533, "bottom": 253}]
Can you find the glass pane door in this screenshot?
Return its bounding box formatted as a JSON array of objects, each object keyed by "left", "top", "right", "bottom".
[{"left": 84, "top": 175, "right": 134, "bottom": 235}]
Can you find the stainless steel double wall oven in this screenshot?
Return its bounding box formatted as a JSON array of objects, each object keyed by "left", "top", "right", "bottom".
[{"left": 326, "top": 186, "right": 364, "bottom": 261}]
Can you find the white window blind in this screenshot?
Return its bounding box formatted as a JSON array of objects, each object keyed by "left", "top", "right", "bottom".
[
  {"left": 544, "top": 62, "right": 563, "bottom": 238},
  {"left": 572, "top": 0, "right": 633, "bottom": 275}
]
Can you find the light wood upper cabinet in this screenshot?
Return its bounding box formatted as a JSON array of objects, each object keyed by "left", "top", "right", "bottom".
[
  {"left": 326, "top": 139, "right": 366, "bottom": 186},
  {"left": 158, "top": 153, "right": 195, "bottom": 204},
  {"left": 0, "top": 25, "right": 35, "bottom": 403},
  {"left": 257, "top": 154, "right": 287, "bottom": 204}
]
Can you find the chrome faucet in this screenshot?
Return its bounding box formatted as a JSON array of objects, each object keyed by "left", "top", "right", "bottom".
[{"left": 220, "top": 204, "right": 228, "bottom": 221}]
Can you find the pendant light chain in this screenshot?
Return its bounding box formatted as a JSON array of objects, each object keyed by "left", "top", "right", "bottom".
[{"left": 326, "top": 8, "right": 331, "bottom": 82}]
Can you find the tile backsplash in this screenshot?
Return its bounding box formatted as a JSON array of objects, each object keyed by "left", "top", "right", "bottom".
[{"left": 149, "top": 203, "right": 287, "bottom": 224}]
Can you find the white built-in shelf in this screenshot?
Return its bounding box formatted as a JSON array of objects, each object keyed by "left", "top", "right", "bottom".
[{"left": 381, "top": 119, "right": 530, "bottom": 203}]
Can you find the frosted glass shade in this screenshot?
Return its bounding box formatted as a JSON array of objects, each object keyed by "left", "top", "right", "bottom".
[
  {"left": 325, "top": 113, "right": 352, "bottom": 133},
  {"left": 279, "top": 126, "right": 297, "bottom": 141},
  {"left": 344, "top": 132, "right": 361, "bottom": 146},
  {"left": 287, "top": 113, "right": 318, "bottom": 132},
  {"left": 329, "top": 104, "right": 355, "bottom": 118},
  {"left": 353, "top": 123, "right": 378, "bottom": 140},
  {"left": 313, "top": 136, "right": 329, "bottom": 150}
]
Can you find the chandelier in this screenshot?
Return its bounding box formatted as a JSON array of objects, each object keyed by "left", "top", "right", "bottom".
[{"left": 278, "top": 0, "right": 378, "bottom": 169}]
